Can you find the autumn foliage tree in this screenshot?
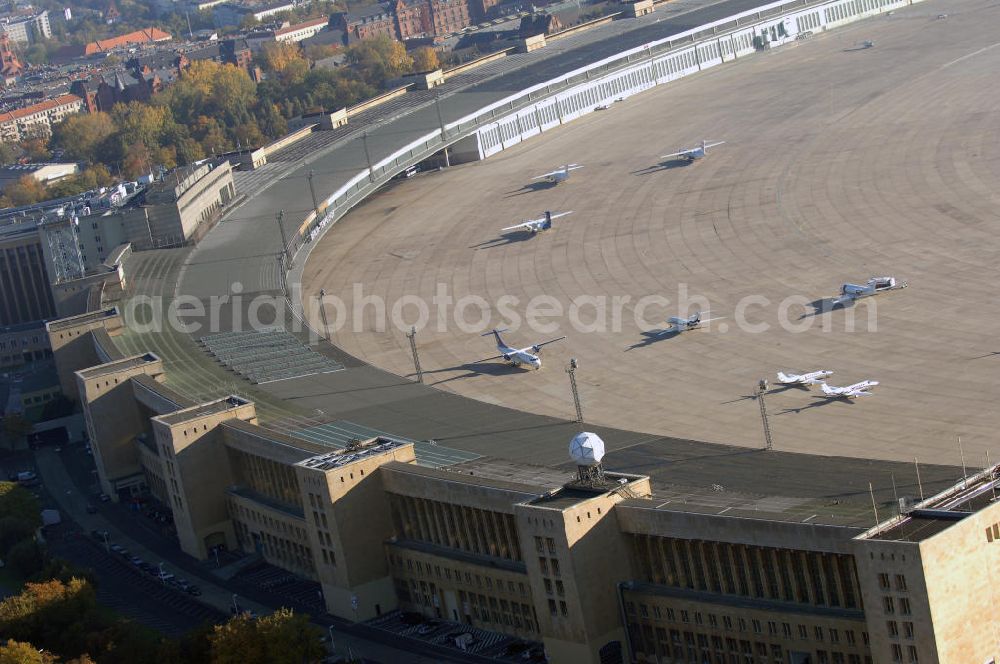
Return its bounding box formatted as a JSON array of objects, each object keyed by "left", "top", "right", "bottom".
[
  {"left": 0, "top": 639, "right": 56, "bottom": 664},
  {"left": 411, "top": 46, "right": 440, "bottom": 72},
  {"left": 49, "top": 113, "right": 117, "bottom": 165},
  {"left": 345, "top": 35, "right": 414, "bottom": 87},
  {"left": 208, "top": 608, "right": 324, "bottom": 664},
  {"left": 0, "top": 175, "right": 48, "bottom": 207}
]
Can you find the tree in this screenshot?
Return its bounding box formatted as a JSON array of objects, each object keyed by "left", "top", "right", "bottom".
[
  {"left": 0, "top": 176, "right": 47, "bottom": 207},
  {"left": 0, "top": 482, "right": 40, "bottom": 526},
  {"left": 344, "top": 35, "right": 413, "bottom": 87},
  {"left": 19, "top": 138, "right": 49, "bottom": 162},
  {"left": 111, "top": 102, "right": 176, "bottom": 157},
  {"left": 46, "top": 165, "right": 116, "bottom": 200},
  {"left": 304, "top": 43, "right": 340, "bottom": 63},
  {"left": 254, "top": 103, "right": 287, "bottom": 140},
  {"left": 0, "top": 640, "right": 55, "bottom": 664},
  {"left": 209, "top": 608, "right": 324, "bottom": 664},
  {"left": 0, "top": 516, "right": 35, "bottom": 556},
  {"left": 121, "top": 141, "right": 154, "bottom": 179},
  {"left": 6, "top": 539, "right": 43, "bottom": 578},
  {"left": 260, "top": 42, "right": 306, "bottom": 74},
  {"left": 0, "top": 578, "right": 98, "bottom": 659},
  {"left": 0, "top": 142, "right": 19, "bottom": 166},
  {"left": 50, "top": 113, "right": 117, "bottom": 165},
  {"left": 411, "top": 46, "right": 439, "bottom": 72}
]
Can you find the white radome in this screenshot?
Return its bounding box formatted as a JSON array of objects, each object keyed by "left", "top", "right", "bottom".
[{"left": 569, "top": 432, "right": 605, "bottom": 466}]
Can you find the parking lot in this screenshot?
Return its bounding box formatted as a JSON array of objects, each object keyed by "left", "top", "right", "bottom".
[{"left": 368, "top": 610, "right": 547, "bottom": 662}]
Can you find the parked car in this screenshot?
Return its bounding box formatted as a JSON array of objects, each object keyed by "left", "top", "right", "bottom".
[
  {"left": 185, "top": 585, "right": 202, "bottom": 596},
  {"left": 90, "top": 529, "right": 108, "bottom": 541},
  {"left": 85, "top": 504, "right": 98, "bottom": 514},
  {"left": 98, "top": 493, "right": 110, "bottom": 502}
]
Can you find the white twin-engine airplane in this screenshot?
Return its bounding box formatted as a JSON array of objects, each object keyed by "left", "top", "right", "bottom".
[
  {"left": 662, "top": 140, "right": 725, "bottom": 162},
  {"left": 776, "top": 370, "right": 834, "bottom": 386},
  {"left": 660, "top": 311, "right": 725, "bottom": 334},
  {"left": 819, "top": 380, "right": 879, "bottom": 399},
  {"left": 502, "top": 210, "right": 573, "bottom": 234},
  {"left": 479, "top": 329, "right": 566, "bottom": 369},
  {"left": 533, "top": 164, "right": 583, "bottom": 184}
]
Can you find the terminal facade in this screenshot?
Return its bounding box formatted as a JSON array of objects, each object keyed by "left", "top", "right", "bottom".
[{"left": 46, "top": 303, "right": 1000, "bottom": 664}]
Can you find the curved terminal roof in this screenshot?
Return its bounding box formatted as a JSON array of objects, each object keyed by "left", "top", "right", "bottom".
[{"left": 111, "top": 0, "right": 968, "bottom": 528}]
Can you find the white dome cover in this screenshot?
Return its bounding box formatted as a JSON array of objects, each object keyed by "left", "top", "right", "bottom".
[{"left": 569, "top": 431, "right": 605, "bottom": 466}]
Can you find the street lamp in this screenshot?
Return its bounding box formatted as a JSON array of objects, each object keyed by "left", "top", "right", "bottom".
[
  {"left": 232, "top": 594, "right": 240, "bottom": 614},
  {"left": 158, "top": 562, "right": 166, "bottom": 584}
]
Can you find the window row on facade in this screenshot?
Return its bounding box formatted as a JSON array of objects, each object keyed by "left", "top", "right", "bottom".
[
  {"left": 387, "top": 492, "right": 523, "bottom": 561},
  {"left": 629, "top": 534, "right": 861, "bottom": 609}
]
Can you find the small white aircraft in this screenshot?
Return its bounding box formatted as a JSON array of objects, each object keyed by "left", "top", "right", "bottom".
[
  {"left": 533, "top": 164, "right": 583, "bottom": 184},
  {"left": 836, "top": 276, "right": 906, "bottom": 304},
  {"left": 479, "top": 329, "right": 566, "bottom": 369},
  {"left": 502, "top": 210, "right": 572, "bottom": 234},
  {"left": 776, "top": 370, "right": 834, "bottom": 387},
  {"left": 595, "top": 96, "right": 626, "bottom": 110},
  {"left": 659, "top": 311, "right": 725, "bottom": 335},
  {"left": 661, "top": 140, "right": 725, "bottom": 162},
  {"left": 819, "top": 380, "right": 879, "bottom": 399}
]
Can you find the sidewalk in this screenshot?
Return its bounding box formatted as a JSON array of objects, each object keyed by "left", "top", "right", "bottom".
[{"left": 33, "top": 447, "right": 465, "bottom": 663}]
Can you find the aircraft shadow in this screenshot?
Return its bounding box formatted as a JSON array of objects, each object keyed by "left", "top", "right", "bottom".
[
  {"left": 842, "top": 44, "right": 875, "bottom": 52},
  {"left": 967, "top": 351, "right": 1000, "bottom": 360},
  {"left": 798, "top": 297, "right": 854, "bottom": 320},
  {"left": 631, "top": 159, "right": 690, "bottom": 175},
  {"left": 469, "top": 231, "right": 537, "bottom": 250},
  {"left": 720, "top": 383, "right": 808, "bottom": 404},
  {"left": 625, "top": 328, "right": 679, "bottom": 351},
  {"left": 777, "top": 397, "right": 852, "bottom": 414},
  {"left": 421, "top": 361, "right": 529, "bottom": 386},
  {"left": 504, "top": 181, "right": 557, "bottom": 197}
]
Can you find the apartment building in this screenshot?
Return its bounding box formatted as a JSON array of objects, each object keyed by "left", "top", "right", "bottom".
[{"left": 0, "top": 94, "right": 84, "bottom": 142}]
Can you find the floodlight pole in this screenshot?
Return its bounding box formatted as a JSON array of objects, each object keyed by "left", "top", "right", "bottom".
[
  {"left": 307, "top": 169, "right": 320, "bottom": 218},
  {"left": 276, "top": 252, "right": 288, "bottom": 297},
  {"left": 275, "top": 209, "right": 292, "bottom": 267},
  {"left": 362, "top": 131, "right": 375, "bottom": 182},
  {"left": 567, "top": 358, "right": 583, "bottom": 423},
  {"left": 406, "top": 326, "right": 423, "bottom": 384},
  {"left": 318, "top": 288, "right": 330, "bottom": 337},
  {"left": 757, "top": 378, "right": 774, "bottom": 451},
  {"left": 435, "top": 95, "right": 450, "bottom": 168}
]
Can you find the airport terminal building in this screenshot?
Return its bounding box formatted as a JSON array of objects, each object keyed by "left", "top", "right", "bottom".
[
  {"left": 46, "top": 305, "right": 1000, "bottom": 664},
  {"left": 25, "top": 0, "right": 1000, "bottom": 660}
]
